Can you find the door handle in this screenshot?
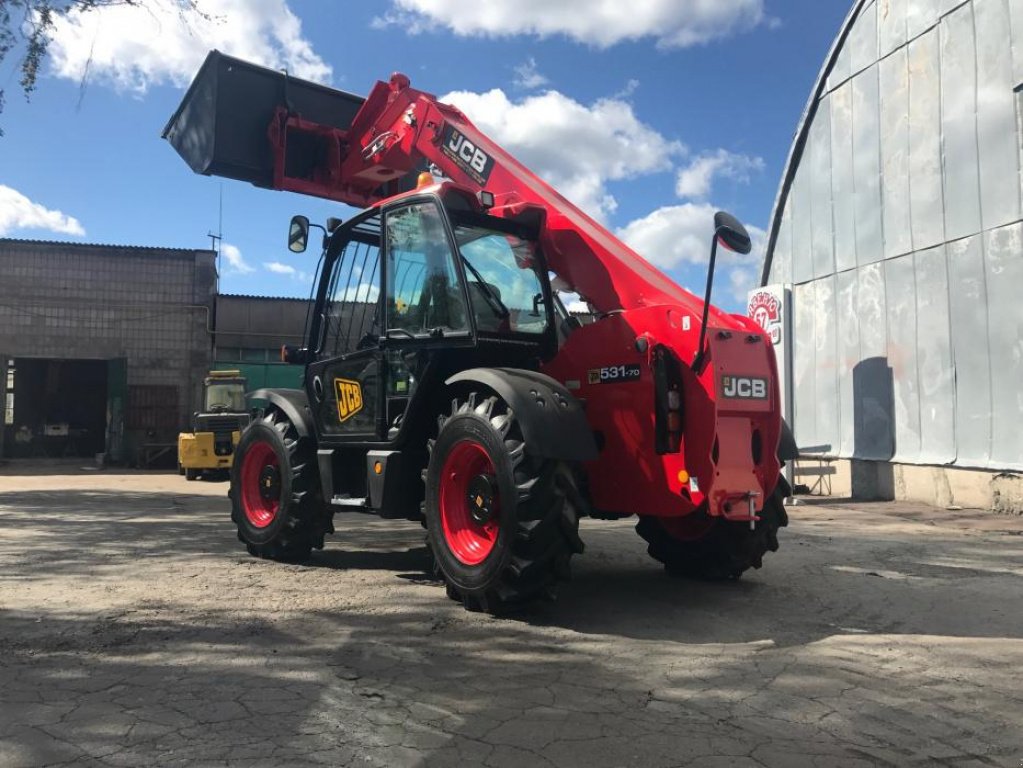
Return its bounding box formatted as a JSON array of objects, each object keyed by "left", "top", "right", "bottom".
[{"left": 312, "top": 375, "right": 324, "bottom": 402}]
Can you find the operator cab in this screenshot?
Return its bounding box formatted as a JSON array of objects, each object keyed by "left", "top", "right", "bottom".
[{"left": 288, "top": 181, "right": 558, "bottom": 453}]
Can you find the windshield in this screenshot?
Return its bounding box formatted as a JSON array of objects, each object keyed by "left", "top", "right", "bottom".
[
  {"left": 205, "top": 383, "right": 245, "bottom": 412},
  {"left": 453, "top": 224, "right": 547, "bottom": 335}
]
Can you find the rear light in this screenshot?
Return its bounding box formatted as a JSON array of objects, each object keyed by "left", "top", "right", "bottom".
[
  {"left": 654, "top": 346, "right": 684, "bottom": 454},
  {"left": 667, "top": 411, "right": 682, "bottom": 433}
]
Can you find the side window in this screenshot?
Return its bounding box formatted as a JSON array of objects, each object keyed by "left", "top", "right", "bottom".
[
  {"left": 455, "top": 226, "right": 548, "bottom": 334},
  {"left": 385, "top": 202, "right": 469, "bottom": 335},
  {"left": 321, "top": 217, "right": 382, "bottom": 357}
]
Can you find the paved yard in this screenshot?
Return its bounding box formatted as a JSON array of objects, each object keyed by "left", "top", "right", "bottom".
[{"left": 0, "top": 463, "right": 1021, "bottom": 767}]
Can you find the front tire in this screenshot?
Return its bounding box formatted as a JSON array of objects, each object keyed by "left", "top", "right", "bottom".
[
  {"left": 425, "top": 393, "right": 584, "bottom": 614},
  {"left": 636, "top": 478, "right": 789, "bottom": 580},
  {"left": 230, "top": 408, "right": 332, "bottom": 561}
]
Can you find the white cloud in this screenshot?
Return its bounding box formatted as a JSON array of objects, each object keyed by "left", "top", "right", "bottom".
[
  {"left": 0, "top": 185, "right": 85, "bottom": 237},
  {"left": 675, "top": 149, "right": 764, "bottom": 200},
  {"left": 264, "top": 261, "right": 296, "bottom": 275},
  {"left": 727, "top": 266, "right": 759, "bottom": 305},
  {"left": 616, "top": 203, "right": 766, "bottom": 270},
  {"left": 513, "top": 57, "right": 548, "bottom": 90},
  {"left": 44, "top": 0, "right": 330, "bottom": 93},
  {"left": 262, "top": 262, "right": 311, "bottom": 284},
  {"left": 374, "top": 0, "right": 766, "bottom": 48},
  {"left": 340, "top": 282, "right": 380, "bottom": 304},
  {"left": 612, "top": 79, "right": 640, "bottom": 100},
  {"left": 442, "top": 88, "right": 683, "bottom": 221},
  {"left": 221, "top": 243, "right": 253, "bottom": 274}
]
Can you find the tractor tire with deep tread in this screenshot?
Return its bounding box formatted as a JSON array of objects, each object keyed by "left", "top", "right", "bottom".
[
  {"left": 636, "top": 478, "right": 789, "bottom": 580},
  {"left": 230, "top": 408, "right": 333, "bottom": 562},
  {"left": 424, "top": 392, "right": 584, "bottom": 614}
]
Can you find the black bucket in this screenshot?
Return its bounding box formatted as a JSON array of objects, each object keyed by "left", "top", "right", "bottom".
[{"left": 163, "top": 50, "right": 365, "bottom": 189}]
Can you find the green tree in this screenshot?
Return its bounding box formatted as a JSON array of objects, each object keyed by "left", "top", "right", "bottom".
[{"left": 0, "top": 0, "right": 202, "bottom": 136}]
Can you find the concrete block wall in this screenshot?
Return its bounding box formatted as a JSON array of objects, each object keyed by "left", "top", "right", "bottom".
[
  {"left": 0, "top": 240, "right": 216, "bottom": 461},
  {"left": 793, "top": 457, "right": 1023, "bottom": 514}
]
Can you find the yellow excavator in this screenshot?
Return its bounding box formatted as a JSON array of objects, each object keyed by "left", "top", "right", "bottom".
[{"left": 178, "top": 370, "right": 250, "bottom": 480}]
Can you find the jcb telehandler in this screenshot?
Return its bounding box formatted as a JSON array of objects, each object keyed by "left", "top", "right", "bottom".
[{"left": 164, "top": 52, "right": 793, "bottom": 612}]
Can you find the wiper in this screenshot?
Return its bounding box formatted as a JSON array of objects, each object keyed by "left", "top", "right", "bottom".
[
  {"left": 385, "top": 328, "right": 437, "bottom": 341},
  {"left": 460, "top": 257, "right": 510, "bottom": 319}
]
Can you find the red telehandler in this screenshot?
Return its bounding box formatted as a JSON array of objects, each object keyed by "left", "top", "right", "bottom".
[{"left": 165, "top": 52, "right": 795, "bottom": 613}]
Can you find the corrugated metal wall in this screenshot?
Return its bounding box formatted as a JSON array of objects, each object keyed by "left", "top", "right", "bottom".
[{"left": 768, "top": 0, "right": 1023, "bottom": 470}]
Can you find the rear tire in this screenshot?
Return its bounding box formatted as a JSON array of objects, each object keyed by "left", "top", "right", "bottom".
[
  {"left": 230, "top": 408, "right": 333, "bottom": 562},
  {"left": 424, "top": 393, "right": 584, "bottom": 614},
  {"left": 637, "top": 478, "right": 789, "bottom": 580},
  {"left": 185, "top": 468, "right": 199, "bottom": 481}
]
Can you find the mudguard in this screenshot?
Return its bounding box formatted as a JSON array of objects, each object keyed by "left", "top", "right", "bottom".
[
  {"left": 249, "top": 388, "right": 315, "bottom": 439},
  {"left": 778, "top": 417, "right": 799, "bottom": 463},
  {"left": 446, "top": 368, "right": 598, "bottom": 463}
]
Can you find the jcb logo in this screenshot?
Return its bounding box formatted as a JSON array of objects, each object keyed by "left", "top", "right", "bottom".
[
  {"left": 441, "top": 125, "right": 494, "bottom": 183},
  {"left": 722, "top": 375, "right": 768, "bottom": 400},
  {"left": 334, "top": 378, "right": 364, "bottom": 423}
]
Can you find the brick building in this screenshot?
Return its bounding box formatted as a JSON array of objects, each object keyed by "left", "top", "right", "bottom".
[{"left": 0, "top": 239, "right": 217, "bottom": 462}]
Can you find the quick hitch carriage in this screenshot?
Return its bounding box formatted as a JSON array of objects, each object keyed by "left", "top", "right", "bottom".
[{"left": 165, "top": 51, "right": 792, "bottom": 613}]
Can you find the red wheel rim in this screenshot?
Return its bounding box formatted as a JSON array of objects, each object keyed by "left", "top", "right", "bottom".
[
  {"left": 439, "top": 440, "right": 500, "bottom": 566},
  {"left": 240, "top": 441, "right": 281, "bottom": 529}
]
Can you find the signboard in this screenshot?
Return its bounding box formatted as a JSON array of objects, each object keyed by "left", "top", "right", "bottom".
[{"left": 748, "top": 284, "right": 792, "bottom": 425}]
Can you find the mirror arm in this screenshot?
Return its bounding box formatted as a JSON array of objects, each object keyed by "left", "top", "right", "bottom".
[{"left": 692, "top": 231, "right": 721, "bottom": 375}]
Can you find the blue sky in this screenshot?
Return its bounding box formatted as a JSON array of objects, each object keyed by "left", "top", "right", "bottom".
[{"left": 0, "top": 0, "right": 848, "bottom": 311}]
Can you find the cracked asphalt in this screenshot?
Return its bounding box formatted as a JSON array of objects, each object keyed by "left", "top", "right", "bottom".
[{"left": 1, "top": 465, "right": 1021, "bottom": 767}]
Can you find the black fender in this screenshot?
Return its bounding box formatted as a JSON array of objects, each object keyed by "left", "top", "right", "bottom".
[
  {"left": 249, "top": 388, "right": 315, "bottom": 439},
  {"left": 446, "top": 368, "right": 598, "bottom": 463},
  {"left": 778, "top": 417, "right": 799, "bottom": 463}
]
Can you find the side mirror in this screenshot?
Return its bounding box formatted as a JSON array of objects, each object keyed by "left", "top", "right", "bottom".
[
  {"left": 714, "top": 211, "right": 752, "bottom": 255},
  {"left": 281, "top": 345, "right": 310, "bottom": 365},
  {"left": 692, "top": 211, "right": 753, "bottom": 373},
  {"left": 288, "top": 215, "right": 310, "bottom": 253}
]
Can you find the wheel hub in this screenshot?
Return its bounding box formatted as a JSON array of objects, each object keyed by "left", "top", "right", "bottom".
[
  {"left": 467, "top": 474, "right": 496, "bottom": 526},
  {"left": 259, "top": 465, "right": 281, "bottom": 501}
]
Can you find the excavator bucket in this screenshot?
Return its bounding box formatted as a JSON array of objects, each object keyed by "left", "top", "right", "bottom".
[{"left": 162, "top": 50, "right": 365, "bottom": 190}]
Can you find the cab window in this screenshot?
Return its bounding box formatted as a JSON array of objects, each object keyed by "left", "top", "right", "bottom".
[
  {"left": 385, "top": 202, "right": 469, "bottom": 336},
  {"left": 454, "top": 225, "right": 547, "bottom": 334}
]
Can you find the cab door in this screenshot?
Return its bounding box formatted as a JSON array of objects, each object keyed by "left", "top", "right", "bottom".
[
  {"left": 305, "top": 198, "right": 473, "bottom": 446},
  {"left": 305, "top": 212, "right": 385, "bottom": 444}
]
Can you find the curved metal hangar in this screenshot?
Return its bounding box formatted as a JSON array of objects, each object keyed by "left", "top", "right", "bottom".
[{"left": 761, "top": 0, "right": 1023, "bottom": 506}]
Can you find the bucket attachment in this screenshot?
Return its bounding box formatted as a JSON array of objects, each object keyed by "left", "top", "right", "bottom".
[{"left": 162, "top": 50, "right": 365, "bottom": 190}]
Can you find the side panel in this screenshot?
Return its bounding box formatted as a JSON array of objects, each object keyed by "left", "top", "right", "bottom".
[
  {"left": 914, "top": 245, "right": 956, "bottom": 464},
  {"left": 940, "top": 4, "right": 983, "bottom": 242},
  {"left": 985, "top": 223, "right": 1023, "bottom": 469},
  {"left": 884, "top": 254, "right": 921, "bottom": 461},
  {"left": 947, "top": 236, "right": 991, "bottom": 467},
  {"left": 831, "top": 82, "right": 857, "bottom": 273},
  {"left": 836, "top": 270, "right": 861, "bottom": 456},
  {"left": 853, "top": 64, "right": 884, "bottom": 266},
  {"left": 879, "top": 46, "right": 912, "bottom": 260},
  {"left": 975, "top": 0, "right": 1022, "bottom": 231},
  {"left": 908, "top": 29, "right": 945, "bottom": 252}
]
